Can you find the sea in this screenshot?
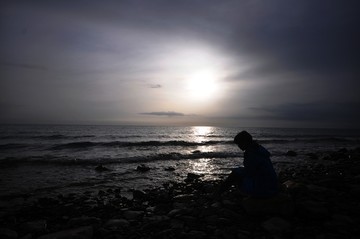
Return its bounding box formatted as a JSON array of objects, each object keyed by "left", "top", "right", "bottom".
[{"left": 1, "top": 125, "right": 360, "bottom": 200}]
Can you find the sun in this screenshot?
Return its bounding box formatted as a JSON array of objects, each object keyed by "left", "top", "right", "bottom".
[{"left": 186, "top": 70, "right": 217, "bottom": 101}]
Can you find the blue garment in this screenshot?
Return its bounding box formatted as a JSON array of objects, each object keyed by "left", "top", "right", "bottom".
[{"left": 233, "top": 143, "right": 278, "bottom": 197}]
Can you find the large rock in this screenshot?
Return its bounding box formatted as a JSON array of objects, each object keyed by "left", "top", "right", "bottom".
[
  {"left": 136, "top": 164, "right": 150, "bottom": 172},
  {"left": 143, "top": 215, "right": 170, "bottom": 224},
  {"left": 297, "top": 200, "right": 329, "bottom": 218},
  {"left": 242, "top": 193, "right": 294, "bottom": 216},
  {"left": 282, "top": 180, "right": 307, "bottom": 194},
  {"left": 21, "top": 220, "right": 47, "bottom": 233},
  {"left": 103, "top": 219, "right": 129, "bottom": 229},
  {"left": 349, "top": 184, "right": 360, "bottom": 197},
  {"left": 0, "top": 228, "right": 18, "bottom": 239},
  {"left": 185, "top": 173, "right": 203, "bottom": 183},
  {"left": 170, "top": 219, "right": 184, "bottom": 229},
  {"left": 173, "top": 194, "right": 195, "bottom": 202},
  {"left": 123, "top": 210, "right": 144, "bottom": 220},
  {"left": 164, "top": 166, "right": 176, "bottom": 171},
  {"left": 132, "top": 189, "right": 147, "bottom": 200},
  {"left": 37, "top": 226, "right": 93, "bottom": 239},
  {"left": 167, "top": 208, "right": 188, "bottom": 217},
  {"left": 262, "top": 217, "right": 291, "bottom": 234},
  {"left": 183, "top": 230, "right": 207, "bottom": 239},
  {"left": 68, "top": 216, "right": 101, "bottom": 227},
  {"left": 285, "top": 150, "right": 297, "bottom": 156},
  {"left": 95, "top": 164, "right": 110, "bottom": 172}
]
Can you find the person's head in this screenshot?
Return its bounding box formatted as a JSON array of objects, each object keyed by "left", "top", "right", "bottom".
[{"left": 234, "top": 131, "right": 253, "bottom": 151}]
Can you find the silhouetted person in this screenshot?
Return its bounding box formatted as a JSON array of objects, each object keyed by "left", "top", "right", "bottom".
[{"left": 215, "top": 131, "right": 278, "bottom": 198}]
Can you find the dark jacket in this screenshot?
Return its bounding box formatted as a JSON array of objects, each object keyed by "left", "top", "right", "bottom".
[{"left": 243, "top": 143, "right": 278, "bottom": 197}]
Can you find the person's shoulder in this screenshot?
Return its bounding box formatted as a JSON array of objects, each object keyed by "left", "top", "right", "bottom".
[
  {"left": 244, "top": 143, "right": 259, "bottom": 157},
  {"left": 257, "top": 144, "right": 271, "bottom": 157},
  {"left": 246, "top": 143, "right": 270, "bottom": 158},
  {"left": 247, "top": 142, "right": 260, "bottom": 152}
]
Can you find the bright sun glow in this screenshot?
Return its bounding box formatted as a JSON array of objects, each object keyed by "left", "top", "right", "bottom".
[{"left": 186, "top": 70, "right": 217, "bottom": 101}]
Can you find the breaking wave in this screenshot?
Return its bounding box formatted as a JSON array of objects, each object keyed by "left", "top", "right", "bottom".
[{"left": 50, "top": 140, "right": 232, "bottom": 150}]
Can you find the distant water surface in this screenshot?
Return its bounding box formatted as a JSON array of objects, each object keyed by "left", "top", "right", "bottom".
[{"left": 1, "top": 125, "right": 359, "bottom": 198}]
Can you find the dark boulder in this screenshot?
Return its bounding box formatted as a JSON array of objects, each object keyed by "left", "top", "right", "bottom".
[
  {"left": 185, "top": 173, "right": 203, "bottom": 183},
  {"left": 95, "top": 164, "right": 110, "bottom": 172},
  {"left": 164, "top": 166, "right": 176, "bottom": 171},
  {"left": 136, "top": 164, "right": 150, "bottom": 172},
  {"left": 285, "top": 151, "right": 297, "bottom": 156}
]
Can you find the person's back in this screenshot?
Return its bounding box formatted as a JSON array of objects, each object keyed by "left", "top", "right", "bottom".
[{"left": 243, "top": 142, "right": 278, "bottom": 197}]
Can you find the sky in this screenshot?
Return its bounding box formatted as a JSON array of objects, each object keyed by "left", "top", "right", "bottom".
[{"left": 1, "top": 0, "right": 359, "bottom": 128}]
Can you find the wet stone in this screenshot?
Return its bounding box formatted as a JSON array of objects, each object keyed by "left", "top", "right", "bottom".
[
  {"left": 262, "top": 217, "right": 291, "bottom": 234},
  {"left": 185, "top": 173, "right": 203, "bottom": 183},
  {"left": 132, "top": 190, "right": 147, "bottom": 201},
  {"left": 136, "top": 164, "right": 150, "bottom": 172},
  {"left": 68, "top": 216, "right": 101, "bottom": 227},
  {"left": 123, "top": 210, "right": 144, "bottom": 220},
  {"left": 285, "top": 150, "right": 297, "bottom": 156},
  {"left": 306, "top": 153, "right": 318, "bottom": 159},
  {"left": 298, "top": 201, "right": 329, "bottom": 218},
  {"left": 103, "top": 219, "right": 129, "bottom": 229},
  {"left": 167, "top": 208, "right": 186, "bottom": 217},
  {"left": 37, "top": 226, "right": 93, "bottom": 239},
  {"left": 0, "top": 228, "right": 18, "bottom": 239},
  {"left": 95, "top": 164, "right": 110, "bottom": 172},
  {"left": 170, "top": 219, "right": 184, "bottom": 229},
  {"left": 242, "top": 193, "right": 294, "bottom": 216},
  {"left": 184, "top": 230, "right": 207, "bottom": 239},
  {"left": 38, "top": 197, "right": 59, "bottom": 207},
  {"left": 164, "top": 166, "right": 176, "bottom": 171},
  {"left": 21, "top": 219, "right": 47, "bottom": 233}
]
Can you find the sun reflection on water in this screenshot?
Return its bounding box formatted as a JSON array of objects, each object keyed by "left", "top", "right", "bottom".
[
  {"left": 191, "top": 126, "right": 213, "bottom": 141},
  {"left": 187, "top": 126, "right": 219, "bottom": 178},
  {"left": 189, "top": 126, "right": 216, "bottom": 153}
]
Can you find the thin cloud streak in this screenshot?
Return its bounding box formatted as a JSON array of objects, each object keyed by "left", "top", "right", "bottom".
[
  {"left": 139, "top": 111, "right": 185, "bottom": 117},
  {"left": 147, "top": 84, "right": 162, "bottom": 89},
  {"left": 0, "top": 61, "right": 48, "bottom": 71}
]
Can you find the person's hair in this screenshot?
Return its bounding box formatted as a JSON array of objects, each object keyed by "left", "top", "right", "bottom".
[{"left": 234, "top": 131, "right": 253, "bottom": 145}]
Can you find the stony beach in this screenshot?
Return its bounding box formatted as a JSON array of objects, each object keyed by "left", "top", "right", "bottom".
[{"left": 1, "top": 147, "right": 360, "bottom": 239}]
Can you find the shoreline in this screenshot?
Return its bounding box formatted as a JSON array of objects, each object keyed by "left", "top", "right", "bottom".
[{"left": 1, "top": 147, "right": 360, "bottom": 238}]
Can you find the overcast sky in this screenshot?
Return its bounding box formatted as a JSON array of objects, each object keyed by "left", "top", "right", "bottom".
[{"left": 1, "top": 0, "right": 359, "bottom": 128}]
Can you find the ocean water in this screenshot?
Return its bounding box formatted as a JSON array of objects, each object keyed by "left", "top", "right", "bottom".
[{"left": 1, "top": 125, "right": 359, "bottom": 198}]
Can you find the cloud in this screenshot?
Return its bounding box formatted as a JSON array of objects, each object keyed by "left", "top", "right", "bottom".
[
  {"left": 140, "top": 111, "right": 185, "bottom": 117},
  {"left": 147, "top": 84, "right": 162, "bottom": 89},
  {"left": 0, "top": 61, "right": 48, "bottom": 71}
]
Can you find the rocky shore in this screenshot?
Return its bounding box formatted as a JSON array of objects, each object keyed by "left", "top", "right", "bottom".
[{"left": 1, "top": 148, "right": 360, "bottom": 239}]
